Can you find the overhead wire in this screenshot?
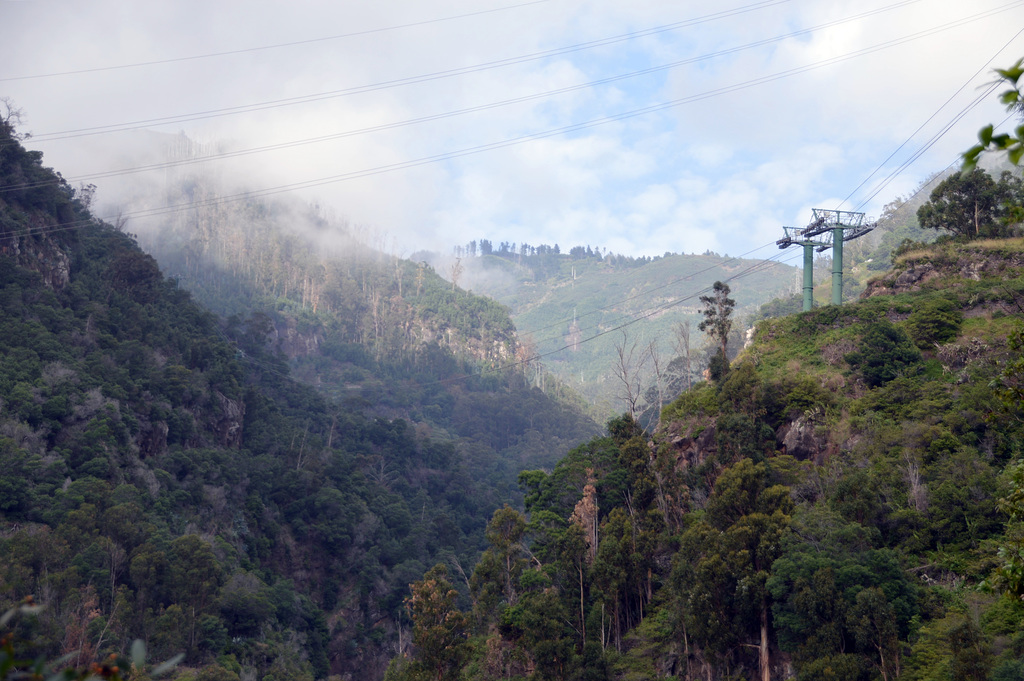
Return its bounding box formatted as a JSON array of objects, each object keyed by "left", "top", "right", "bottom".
[
  {"left": 2, "top": 0, "right": 933, "bottom": 191},
  {"left": 0, "top": 0, "right": 555, "bottom": 83},
  {"left": 211, "top": 28, "right": 1024, "bottom": 388},
  {"left": 509, "top": 241, "right": 786, "bottom": 342},
  {"left": 4, "top": 0, "right": 937, "bottom": 191},
  {"left": 26, "top": 2, "right": 1008, "bottom": 229},
  {"left": 510, "top": 29, "right": 1024, "bottom": 361},
  {"left": 5, "top": 1, "right": 1018, "bottom": 272},
  {"left": 17, "top": 0, "right": 796, "bottom": 142},
  {"left": 851, "top": 84, "right": 998, "bottom": 212},
  {"left": 432, "top": 250, "right": 796, "bottom": 385},
  {"left": 3, "top": 2, "right": 1018, "bottom": 386},
  {"left": 854, "top": 109, "right": 1018, "bottom": 220},
  {"left": 838, "top": 27, "right": 1024, "bottom": 211}
]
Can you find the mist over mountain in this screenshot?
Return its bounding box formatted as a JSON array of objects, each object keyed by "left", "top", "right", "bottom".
[
  {"left": 5, "top": 68, "right": 1024, "bottom": 681},
  {"left": 0, "top": 115, "right": 599, "bottom": 680}
]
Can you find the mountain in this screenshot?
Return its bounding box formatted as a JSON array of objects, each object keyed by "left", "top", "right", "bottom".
[
  {"left": 124, "top": 173, "right": 601, "bottom": 483},
  {"left": 388, "top": 230, "right": 1024, "bottom": 680},
  {"left": 0, "top": 119, "right": 598, "bottom": 680},
  {"left": 421, "top": 243, "right": 800, "bottom": 422}
]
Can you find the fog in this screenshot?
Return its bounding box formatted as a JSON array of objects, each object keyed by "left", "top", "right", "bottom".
[{"left": 3, "top": 0, "right": 1022, "bottom": 259}]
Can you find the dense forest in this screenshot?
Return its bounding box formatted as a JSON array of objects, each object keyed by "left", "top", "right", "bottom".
[
  {"left": 386, "top": 233, "right": 1024, "bottom": 680},
  {"left": 129, "top": 165, "right": 600, "bottom": 492},
  {"left": 0, "top": 116, "right": 597, "bottom": 680},
  {"left": 379, "top": 82, "right": 1024, "bottom": 679},
  {"left": 6, "top": 71, "right": 1024, "bottom": 681}
]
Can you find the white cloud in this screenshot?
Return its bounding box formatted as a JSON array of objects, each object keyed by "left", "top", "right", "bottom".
[{"left": 1, "top": 0, "right": 1020, "bottom": 259}]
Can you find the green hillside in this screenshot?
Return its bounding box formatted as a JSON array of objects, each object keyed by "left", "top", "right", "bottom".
[
  {"left": 0, "top": 119, "right": 597, "bottom": 681},
  {"left": 127, "top": 180, "right": 600, "bottom": 491},
  {"left": 386, "top": 232, "right": 1024, "bottom": 681},
  {"left": 435, "top": 247, "right": 799, "bottom": 420},
  {"left": 7, "top": 69, "right": 1024, "bottom": 681}
]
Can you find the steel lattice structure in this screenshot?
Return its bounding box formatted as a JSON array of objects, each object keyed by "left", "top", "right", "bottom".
[{"left": 777, "top": 209, "right": 875, "bottom": 311}]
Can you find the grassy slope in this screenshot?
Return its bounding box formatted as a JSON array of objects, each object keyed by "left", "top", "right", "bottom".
[{"left": 467, "top": 252, "right": 799, "bottom": 417}]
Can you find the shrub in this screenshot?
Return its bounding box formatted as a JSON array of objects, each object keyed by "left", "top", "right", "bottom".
[
  {"left": 906, "top": 297, "right": 963, "bottom": 349},
  {"left": 845, "top": 320, "right": 921, "bottom": 388}
]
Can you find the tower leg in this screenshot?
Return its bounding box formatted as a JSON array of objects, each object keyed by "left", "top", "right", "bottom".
[
  {"left": 831, "top": 226, "right": 844, "bottom": 306},
  {"left": 802, "top": 243, "right": 814, "bottom": 312}
]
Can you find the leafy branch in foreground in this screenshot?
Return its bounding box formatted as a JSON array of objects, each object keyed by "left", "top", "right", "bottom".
[
  {"left": 0, "top": 598, "right": 181, "bottom": 681},
  {"left": 963, "top": 58, "right": 1024, "bottom": 170}
]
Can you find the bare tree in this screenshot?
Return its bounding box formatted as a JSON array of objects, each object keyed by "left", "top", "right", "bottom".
[
  {"left": 0, "top": 97, "right": 29, "bottom": 140},
  {"left": 613, "top": 329, "right": 650, "bottom": 418},
  {"left": 672, "top": 320, "right": 695, "bottom": 392},
  {"left": 647, "top": 340, "right": 666, "bottom": 427},
  {"left": 902, "top": 452, "right": 928, "bottom": 512},
  {"left": 449, "top": 257, "right": 464, "bottom": 292}
]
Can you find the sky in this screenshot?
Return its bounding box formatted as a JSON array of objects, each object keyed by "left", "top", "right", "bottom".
[{"left": 2, "top": 0, "right": 1023, "bottom": 261}]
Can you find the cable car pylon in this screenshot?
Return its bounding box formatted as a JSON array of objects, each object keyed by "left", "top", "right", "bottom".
[{"left": 777, "top": 209, "right": 875, "bottom": 311}]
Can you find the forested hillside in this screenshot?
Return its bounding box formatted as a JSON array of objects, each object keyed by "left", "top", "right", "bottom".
[
  {"left": 419, "top": 240, "right": 798, "bottom": 423},
  {"left": 6, "top": 70, "right": 1024, "bottom": 681},
  {"left": 0, "top": 118, "right": 597, "bottom": 680},
  {"left": 127, "top": 158, "right": 600, "bottom": 488},
  {"left": 387, "top": 227, "right": 1024, "bottom": 678}
]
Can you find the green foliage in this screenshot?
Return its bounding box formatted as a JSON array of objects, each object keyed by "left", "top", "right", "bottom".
[
  {"left": 905, "top": 296, "right": 963, "bottom": 349},
  {"left": 465, "top": 247, "right": 794, "bottom": 420},
  {"left": 991, "top": 462, "right": 1024, "bottom": 600},
  {"left": 995, "top": 321, "right": 1024, "bottom": 417},
  {"left": 0, "top": 119, "right": 594, "bottom": 681},
  {"left": 404, "top": 565, "right": 471, "bottom": 681},
  {"left": 916, "top": 168, "right": 1018, "bottom": 240},
  {"left": 707, "top": 347, "right": 730, "bottom": 383},
  {"left": 845, "top": 319, "right": 921, "bottom": 387},
  {"left": 673, "top": 459, "right": 793, "bottom": 677},
  {"left": 581, "top": 231, "right": 1024, "bottom": 680},
  {"left": 0, "top": 600, "right": 183, "bottom": 681},
  {"left": 698, "top": 281, "right": 735, "bottom": 361},
  {"left": 963, "top": 58, "right": 1024, "bottom": 170}
]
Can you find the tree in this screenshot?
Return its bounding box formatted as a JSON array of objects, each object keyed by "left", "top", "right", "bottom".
[
  {"left": 848, "top": 587, "right": 900, "bottom": 681},
  {"left": 448, "top": 257, "right": 463, "bottom": 292},
  {"left": 671, "top": 320, "right": 696, "bottom": 392},
  {"left": 699, "top": 281, "right": 735, "bottom": 383},
  {"left": 676, "top": 459, "right": 793, "bottom": 681},
  {"left": 0, "top": 97, "right": 29, "bottom": 141},
  {"left": 844, "top": 320, "right": 921, "bottom": 388},
  {"left": 905, "top": 296, "right": 963, "bottom": 349},
  {"left": 613, "top": 330, "right": 650, "bottom": 419},
  {"left": 483, "top": 506, "right": 528, "bottom": 606},
  {"left": 699, "top": 281, "right": 735, "bottom": 360},
  {"left": 916, "top": 169, "right": 1012, "bottom": 239},
  {"left": 406, "top": 565, "right": 471, "bottom": 681}
]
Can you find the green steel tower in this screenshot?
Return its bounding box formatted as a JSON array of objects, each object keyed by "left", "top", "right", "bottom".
[{"left": 777, "top": 209, "right": 875, "bottom": 311}]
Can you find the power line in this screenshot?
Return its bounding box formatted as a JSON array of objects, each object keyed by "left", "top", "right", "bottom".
[
  {"left": 436, "top": 246, "right": 803, "bottom": 386},
  {"left": 0, "top": 0, "right": 554, "bottom": 83},
  {"left": 3, "top": 5, "right": 1016, "bottom": 378},
  {"left": 851, "top": 85, "right": 997, "bottom": 212},
  {"left": 3, "top": 0, "right": 930, "bottom": 191},
  {"left": 519, "top": 36, "right": 1024, "bottom": 351},
  {"left": 18, "top": 0, "right": 794, "bottom": 142},
  {"left": 8, "top": 4, "right": 1019, "bottom": 243},
  {"left": 512, "top": 243, "right": 784, "bottom": 342},
  {"left": 841, "top": 27, "right": 1023, "bottom": 212},
  {"left": 215, "top": 38, "right": 1024, "bottom": 391},
  {"left": 105, "top": 5, "right": 1024, "bottom": 217}
]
